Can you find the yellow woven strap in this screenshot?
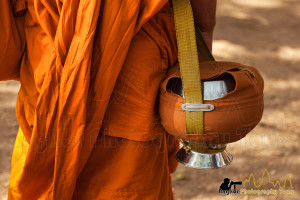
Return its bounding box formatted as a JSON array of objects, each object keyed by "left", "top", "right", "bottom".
[{"left": 172, "top": 0, "right": 203, "bottom": 134}]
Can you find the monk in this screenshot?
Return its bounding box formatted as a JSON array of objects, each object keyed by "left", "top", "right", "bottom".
[{"left": 0, "top": 0, "right": 217, "bottom": 199}]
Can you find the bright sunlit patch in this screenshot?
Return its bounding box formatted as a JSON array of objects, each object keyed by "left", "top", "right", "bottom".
[
  {"left": 227, "top": 11, "right": 250, "bottom": 20},
  {"left": 277, "top": 46, "right": 300, "bottom": 62},
  {"left": 232, "top": 0, "right": 283, "bottom": 9},
  {"left": 213, "top": 40, "right": 248, "bottom": 59}
]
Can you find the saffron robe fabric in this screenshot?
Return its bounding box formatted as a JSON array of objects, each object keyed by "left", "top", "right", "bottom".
[
  {"left": 1, "top": 0, "right": 179, "bottom": 199},
  {"left": 0, "top": 0, "right": 26, "bottom": 80}
]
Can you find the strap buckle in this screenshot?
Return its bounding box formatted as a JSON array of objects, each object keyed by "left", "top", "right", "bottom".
[{"left": 181, "top": 103, "right": 214, "bottom": 112}]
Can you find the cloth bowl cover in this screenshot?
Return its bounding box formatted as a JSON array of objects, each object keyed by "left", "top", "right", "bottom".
[{"left": 159, "top": 61, "right": 264, "bottom": 144}]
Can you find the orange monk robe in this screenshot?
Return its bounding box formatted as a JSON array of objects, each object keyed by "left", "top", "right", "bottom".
[
  {"left": 75, "top": 5, "right": 179, "bottom": 198},
  {"left": 1, "top": 0, "right": 179, "bottom": 199},
  {"left": 0, "top": 0, "right": 26, "bottom": 81}
]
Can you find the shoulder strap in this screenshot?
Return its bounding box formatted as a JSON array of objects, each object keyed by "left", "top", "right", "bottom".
[{"left": 172, "top": 0, "right": 205, "bottom": 134}]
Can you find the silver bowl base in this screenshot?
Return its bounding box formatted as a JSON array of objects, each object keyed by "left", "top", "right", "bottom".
[{"left": 175, "top": 147, "right": 233, "bottom": 169}]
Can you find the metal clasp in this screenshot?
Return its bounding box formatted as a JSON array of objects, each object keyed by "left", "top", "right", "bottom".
[{"left": 181, "top": 103, "right": 214, "bottom": 112}]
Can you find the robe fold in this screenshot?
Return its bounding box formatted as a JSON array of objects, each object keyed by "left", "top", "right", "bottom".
[
  {"left": 0, "top": 0, "right": 26, "bottom": 81},
  {"left": 1, "top": 0, "right": 180, "bottom": 199}
]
